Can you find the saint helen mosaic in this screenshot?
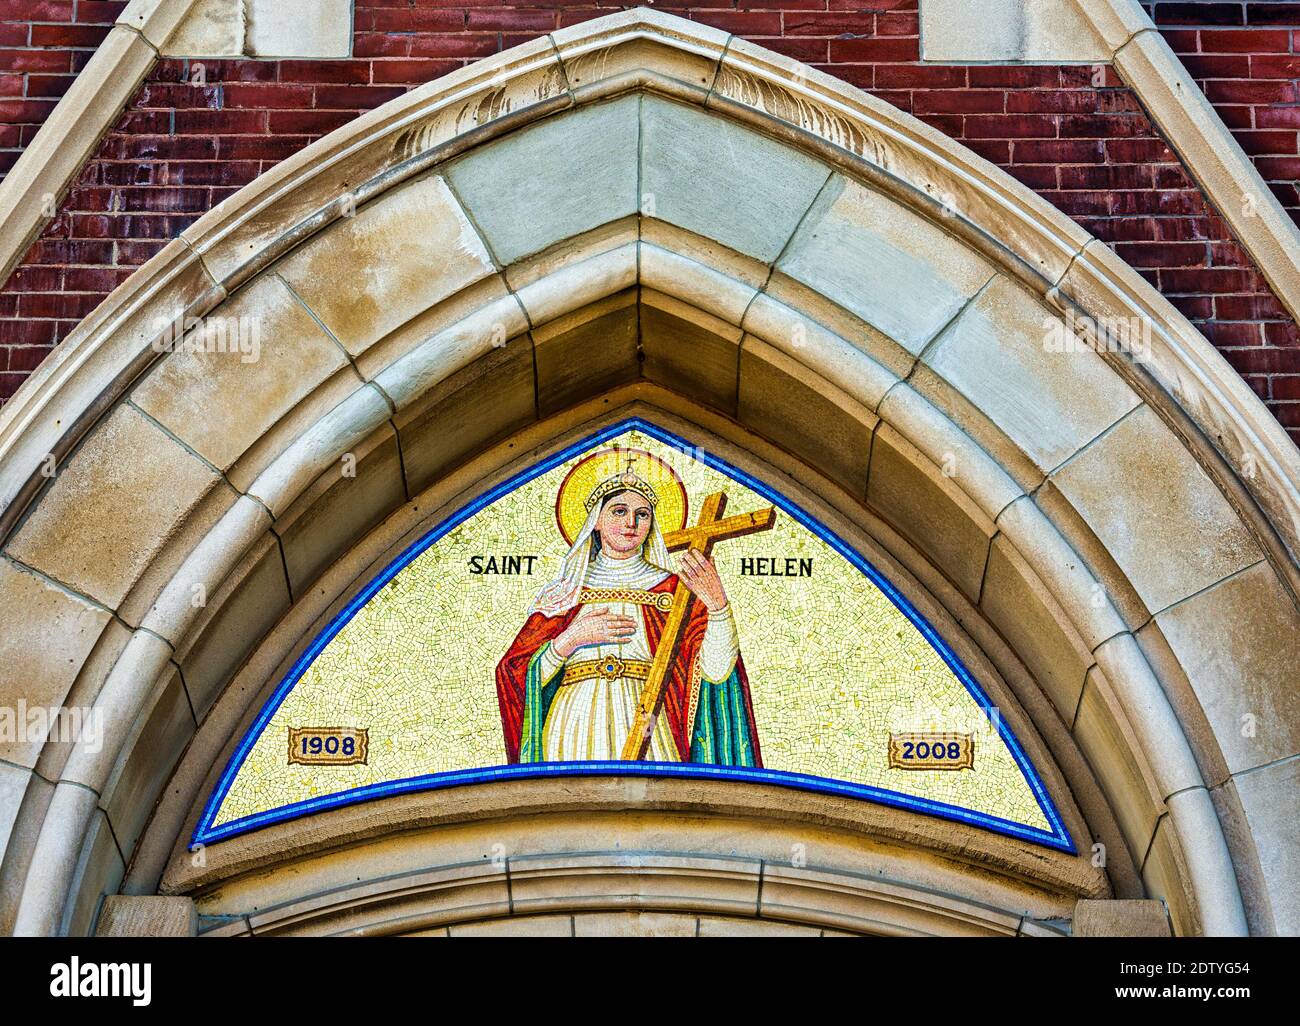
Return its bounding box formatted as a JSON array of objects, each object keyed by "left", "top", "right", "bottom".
[{"left": 196, "top": 421, "right": 1071, "bottom": 851}]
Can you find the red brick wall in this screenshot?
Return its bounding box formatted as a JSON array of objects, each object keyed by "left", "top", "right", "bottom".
[
  {"left": 0, "top": 0, "right": 123, "bottom": 177},
  {"left": 0, "top": 0, "right": 1297, "bottom": 445}
]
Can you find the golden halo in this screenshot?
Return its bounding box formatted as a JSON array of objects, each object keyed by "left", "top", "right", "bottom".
[{"left": 555, "top": 446, "right": 688, "bottom": 546}]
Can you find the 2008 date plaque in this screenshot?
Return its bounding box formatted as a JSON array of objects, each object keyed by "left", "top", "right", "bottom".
[{"left": 888, "top": 732, "right": 974, "bottom": 770}]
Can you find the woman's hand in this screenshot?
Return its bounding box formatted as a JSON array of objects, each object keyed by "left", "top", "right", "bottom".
[
  {"left": 678, "top": 548, "right": 728, "bottom": 612},
  {"left": 552, "top": 606, "right": 638, "bottom": 658}
]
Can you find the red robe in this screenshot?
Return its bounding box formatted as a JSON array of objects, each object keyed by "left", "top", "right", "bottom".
[{"left": 495, "top": 575, "right": 762, "bottom": 766}]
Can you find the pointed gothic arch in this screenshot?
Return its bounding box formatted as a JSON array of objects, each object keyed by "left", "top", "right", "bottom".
[{"left": 1, "top": 10, "right": 1296, "bottom": 937}]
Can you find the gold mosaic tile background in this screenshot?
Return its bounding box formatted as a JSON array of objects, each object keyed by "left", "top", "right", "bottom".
[{"left": 215, "top": 430, "right": 1050, "bottom": 833}]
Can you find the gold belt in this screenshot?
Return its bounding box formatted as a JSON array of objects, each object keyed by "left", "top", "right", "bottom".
[
  {"left": 562, "top": 655, "right": 653, "bottom": 685},
  {"left": 579, "top": 587, "right": 674, "bottom": 612}
]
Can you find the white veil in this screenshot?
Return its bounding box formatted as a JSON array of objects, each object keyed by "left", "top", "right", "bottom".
[{"left": 531, "top": 492, "right": 674, "bottom": 617}]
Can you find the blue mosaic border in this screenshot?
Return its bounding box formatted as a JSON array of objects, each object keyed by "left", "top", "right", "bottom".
[{"left": 193, "top": 418, "right": 1074, "bottom": 853}]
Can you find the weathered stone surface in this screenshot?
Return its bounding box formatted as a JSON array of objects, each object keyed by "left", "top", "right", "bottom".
[
  {"left": 867, "top": 425, "right": 994, "bottom": 604},
  {"left": 639, "top": 228, "right": 764, "bottom": 327},
  {"left": 96, "top": 895, "right": 197, "bottom": 937},
  {"left": 1073, "top": 899, "right": 1171, "bottom": 937},
  {"left": 396, "top": 340, "right": 537, "bottom": 496},
  {"left": 163, "top": 0, "right": 353, "bottom": 59},
  {"left": 0, "top": 561, "right": 113, "bottom": 768},
  {"left": 533, "top": 291, "right": 639, "bottom": 416},
  {"left": 64, "top": 808, "right": 124, "bottom": 937},
  {"left": 1140, "top": 814, "right": 1197, "bottom": 936},
  {"left": 7, "top": 404, "right": 219, "bottom": 610},
  {"left": 742, "top": 290, "right": 900, "bottom": 410},
  {"left": 278, "top": 427, "right": 407, "bottom": 596},
  {"left": 698, "top": 916, "right": 822, "bottom": 937},
  {"left": 738, "top": 337, "right": 875, "bottom": 497},
  {"left": 573, "top": 911, "right": 698, "bottom": 937},
  {"left": 996, "top": 496, "right": 1131, "bottom": 648},
  {"left": 450, "top": 915, "right": 572, "bottom": 937},
  {"left": 133, "top": 275, "right": 349, "bottom": 471},
  {"left": 640, "top": 292, "right": 742, "bottom": 415},
  {"left": 31, "top": 622, "right": 131, "bottom": 785},
  {"left": 1148, "top": 561, "right": 1300, "bottom": 776},
  {"left": 102, "top": 669, "right": 196, "bottom": 858},
  {"left": 245, "top": 385, "right": 392, "bottom": 519},
  {"left": 177, "top": 536, "right": 291, "bottom": 720},
  {"left": 445, "top": 96, "right": 639, "bottom": 267},
  {"left": 1231, "top": 758, "right": 1300, "bottom": 936},
  {"left": 979, "top": 536, "right": 1091, "bottom": 722},
  {"left": 1072, "top": 666, "right": 1165, "bottom": 861},
  {"left": 776, "top": 175, "right": 994, "bottom": 357},
  {"left": 1050, "top": 405, "right": 1260, "bottom": 615},
  {"left": 920, "top": 274, "right": 1140, "bottom": 474},
  {"left": 876, "top": 382, "right": 1022, "bottom": 519},
  {"left": 1092, "top": 631, "right": 1206, "bottom": 800},
  {"left": 277, "top": 174, "right": 495, "bottom": 358},
  {"left": 761, "top": 862, "right": 1021, "bottom": 936},
  {"left": 1164, "top": 785, "right": 1250, "bottom": 936},
  {"left": 363, "top": 277, "right": 526, "bottom": 390},
  {"left": 161, "top": 0, "right": 242, "bottom": 57},
  {"left": 921, "top": 0, "right": 1107, "bottom": 62},
  {"left": 508, "top": 853, "right": 761, "bottom": 919},
  {"left": 553, "top": 7, "right": 728, "bottom": 99},
  {"left": 246, "top": 0, "right": 352, "bottom": 58},
  {"left": 59, "top": 629, "right": 174, "bottom": 796},
  {"left": 0, "top": 761, "right": 30, "bottom": 859},
  {"left": 510, "top": 237, "right": 636, "bottom": 331},
  {"left": 117, "top": 481, "right": 246, "bottom": 632},
  {"left": 121, "top": 0, "right": 204, "bottom": 50},
  {"left": 641, "top": 97, "right": 829, "bottom": 264}
]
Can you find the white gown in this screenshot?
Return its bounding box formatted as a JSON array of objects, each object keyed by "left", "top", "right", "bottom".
[{"left": 534, "top": 550, "right": 740, "bottom": 761}]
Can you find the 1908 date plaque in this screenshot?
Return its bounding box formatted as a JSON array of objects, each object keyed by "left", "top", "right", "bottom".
[{"left": 288, "top": 726, "right": 368, "bottom": 766}]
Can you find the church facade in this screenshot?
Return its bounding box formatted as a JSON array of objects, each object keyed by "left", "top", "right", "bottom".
[{"left": 0, "top": 0, "right": 1297, "bottom": 938}]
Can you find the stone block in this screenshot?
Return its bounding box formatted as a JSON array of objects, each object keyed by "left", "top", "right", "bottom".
[
  {"left": 640, "top": 291, "right": 742, "bottom": 415},
  {"left": 445, "top": 96, "right": 639, "bottom": 267},
  {"left": 867, "top": 424, "right": 994, "bottom": 604},
  {"left": 533, "top": 291, "right": 639, "bottom": 416},
  {"left": 0, "top": 561, "right": 113, "bottom": 768},
  {"left": 396, "top": 339, "right": 537, "bottom": 497},
  {"left": 1147, "top": 561, "right": 1300, "bottom": 776},
  {"left": 101, "top": 668, "right": 196, "bottom": 857},
  {"left": 177, "top": 536, "right": 291, "bottom": 720},
  {"left": 1073, "top": 899, "right": 1171, "bottom": 937},
  {"left": 738, "top": 336, "right": 875, "bottom": 497},
  {"left": 776, "top": 174, "right": 994, "bottom": 357},
  {"left": 277, "top": 426, "right": 407, "bottom": 596},
  {"left": 979, "top": 535, "right": 1091, "bottom": 722},
  {"left": 920, "top": 274, "right": 1140, "bottom": 474},
  {"left": 133, "top": 275, "right": 349, "bottom": 472},
  {"left": 7, "top": 404, "right": 219, "bottom": 610},
  {"left": 1050, "top": 405, "right": 1260, "bottom": 615},
  {"left": 640, "top": 96, "right": 829, "bottom": 264},
  {"left": 1232, "top": 758, "right": 1300, "bottom": 936},
  {"left": 1072, "top": 665, "right": 1165, "bottom": 861},
  {"left": 276, "top": 174, "right": 495, "bottom": 358},
  {"left": 96, "top": 895, "right": 198, "bottom": 937}
]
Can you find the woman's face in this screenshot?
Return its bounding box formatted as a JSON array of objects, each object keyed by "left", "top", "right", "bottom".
[{"left": 595, "top": 490, "right": 652, "bottom": 558}]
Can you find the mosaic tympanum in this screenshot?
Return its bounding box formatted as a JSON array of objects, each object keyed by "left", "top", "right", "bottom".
[{"left": 196, "top": 420, "right": 1072, "bottom": 852}]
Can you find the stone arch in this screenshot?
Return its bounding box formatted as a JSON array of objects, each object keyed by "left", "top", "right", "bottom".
[{"left": 1, "top": 9, "right": 1296, "bottom": 937}]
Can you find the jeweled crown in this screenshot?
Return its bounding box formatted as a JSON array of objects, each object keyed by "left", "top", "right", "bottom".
[{"left": 584, "top": 456, "right": 660, "bottom": 512}]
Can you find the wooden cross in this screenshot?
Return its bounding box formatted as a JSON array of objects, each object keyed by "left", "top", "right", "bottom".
[{"left": 620, "top": 491, "right": 776, "bottom": 760}]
